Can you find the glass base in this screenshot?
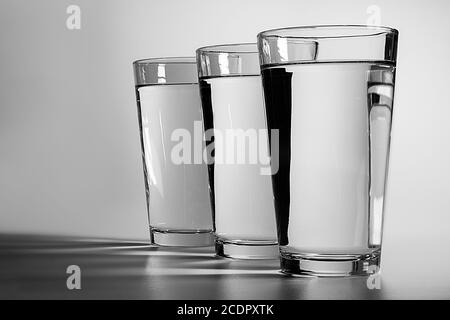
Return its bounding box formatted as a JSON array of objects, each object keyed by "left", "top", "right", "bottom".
[
  {"left": 280, "top": 251, "right": 380, "bottom": 277},
  {"left": 150, "top": 228, "right": 214, "bottom": 247},
  {"left": 215, "top": 238, "right": 278, "bottom": 259}
]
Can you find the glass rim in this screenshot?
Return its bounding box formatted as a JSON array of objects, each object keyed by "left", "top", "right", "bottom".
[
  {"left": 133, "top": 56, "right": 196, "bottom": 66},
  {"left": 196, "top": 43, "right": 258, "bottom": 55},
  {"left": 258, "top": 24, "right": 399, "bottom": 39},
  {"left": 133, "top": 56, "right": 198, "bottom": 86}
]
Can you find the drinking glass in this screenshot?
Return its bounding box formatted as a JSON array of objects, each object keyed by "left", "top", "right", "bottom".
[
  {"left": 258, "top": 25, "right": 398, "bottom": 275},
  {"left": 133, "top": 57, "right": 213, "bottom": 246},
  {"left": 196, "top": 44, "right": 278, "bottom": 259}
]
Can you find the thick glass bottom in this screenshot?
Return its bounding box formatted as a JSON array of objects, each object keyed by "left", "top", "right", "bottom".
[
  {"left": 280, "top": 250, "right": 380, "bottom": 277},
  {"left": 215, "top": 238, "right": 278, "bottom": 259},
  {"left": 150, "top": 228, "right": 214, "bottom": 247}
]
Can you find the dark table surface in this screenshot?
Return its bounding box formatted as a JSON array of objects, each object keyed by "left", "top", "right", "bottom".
[{"left": 0, "top": 234, "right": 448, "bottom": 299}]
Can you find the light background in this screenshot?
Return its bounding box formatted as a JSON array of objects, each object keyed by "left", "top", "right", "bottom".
[{"left": 1, "top": 0, "right": 449, "bottom": 298}]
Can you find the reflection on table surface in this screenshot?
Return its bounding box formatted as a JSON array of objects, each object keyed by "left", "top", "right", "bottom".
[{"left": 0, "top": 234, "right": 441, "bottom": 299}]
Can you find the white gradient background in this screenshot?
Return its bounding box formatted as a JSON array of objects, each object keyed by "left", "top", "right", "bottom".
[{"left": 1, "top": 0, "right": 449, "bottom": 298}]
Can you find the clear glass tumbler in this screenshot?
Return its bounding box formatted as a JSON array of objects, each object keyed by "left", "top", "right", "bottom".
[
  {"left": 258, "top": 25, "right": 398, "bottom": 275},
  {"left": 196, "top": 44, "right": 278, "bottom": 259},
  {"left": 133, "top": 57, "right": 214, "bottom": 246}
]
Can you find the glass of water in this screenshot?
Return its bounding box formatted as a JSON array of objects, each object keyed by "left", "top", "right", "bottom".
[
  {"left": 133, "top": 57, "right": 213, "bottom": 246},
  {"left": 196, "top": 44, "right": 278, "bottom": 259},
  {"left": 258, "top": 25, "right": 398, "bottom": 275}
]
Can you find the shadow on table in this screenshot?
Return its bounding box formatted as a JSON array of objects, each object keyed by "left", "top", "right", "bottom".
[{"left": 0, "top": 234, "right": 385, "bottom": 299}]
